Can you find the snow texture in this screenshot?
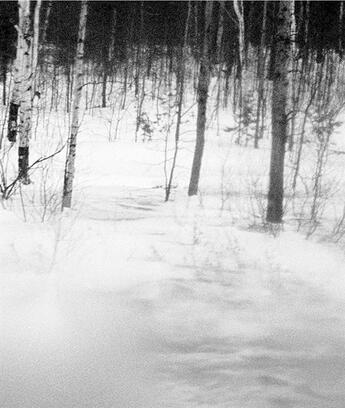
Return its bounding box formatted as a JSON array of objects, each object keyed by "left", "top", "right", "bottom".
[{"left": 1, "top": 103, "right": 345, "bottom": 408}]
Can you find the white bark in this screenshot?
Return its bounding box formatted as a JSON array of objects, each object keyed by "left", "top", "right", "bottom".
[
  {"left": 31, "top": 0, "right": 42, "bottom": 94},
  {"left": 233, "top": 0, "right": 245, "bottom": 70},
  {"left": 18, "top": 0, "right": 32, "bottom": 183},
  {"left": 12, "top": 3, "right": 26, "bottom": 106},
  {"left": 62, "top": 0, "right": 88, "bottom": 209},
  {"left": 7, "top": 0, "right": 26, "bottom": 142}
]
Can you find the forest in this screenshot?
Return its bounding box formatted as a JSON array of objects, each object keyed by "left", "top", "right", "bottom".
[{"left": 2, "top": 1, "right": 345, "bottom": 407}]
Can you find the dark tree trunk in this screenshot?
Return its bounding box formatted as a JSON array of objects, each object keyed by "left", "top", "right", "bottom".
[
  {"left": 18, "top": 146, "right": 29, "bottom": 181},
  {"left": 102, "top": 69, "right": 107, "bottom": 108},
  {"left": 267, "top": 3, "right": 278, "bottom": 81},
  {"left": 2, "top": 62, "right": 6, "bottom": 105},
  {"left": 254, "top": 0, "right": 267, "bottom": 148},
  {"left": 165, "top": 0, "right": 191, "bottom": 202},
  {"left": 266, "top": 1, "right": 291, "bottom": 223},
  {"left": 188, "top": 0, "right": 213, "bottom": 197}
]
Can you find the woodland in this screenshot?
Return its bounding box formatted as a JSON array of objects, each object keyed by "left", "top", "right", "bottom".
[{"left": 2, "top": 1, "right": 345, "bottom": 407}]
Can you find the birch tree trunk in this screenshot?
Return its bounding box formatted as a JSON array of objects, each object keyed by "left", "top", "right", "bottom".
[
  {"left": 233, "top": 0, "right": 245, "bottom": 70},
  {"left": 18, "top": 0, "right": 33, "bottom": 184},
  {"left": 188, "top": 0, "right": 213, "bottom": 196},
  {"left": 62, "top": 0, "right": 88, "bottom": 209},
  {"left": 7, "top": 0, "right": 26, "bottom": 142},
  {"left": 31, "top": 0, "right": 41, "bottom": 96},
  {"left": 266, "top": 0, "right": 291, "bottom": 223}
]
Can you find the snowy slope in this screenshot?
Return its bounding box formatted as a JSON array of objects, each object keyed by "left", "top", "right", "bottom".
[{"left": 1, "top": 104, "right": 345, "bottom": 407}]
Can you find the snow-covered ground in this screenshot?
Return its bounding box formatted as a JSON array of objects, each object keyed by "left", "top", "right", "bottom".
[{"left": 2, "top": 96, "right": 345, "bottom": 407}]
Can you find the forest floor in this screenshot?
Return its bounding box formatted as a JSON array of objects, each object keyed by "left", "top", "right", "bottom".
[{"left": 1, "top": 110, "right": 345, "bottom": 407}]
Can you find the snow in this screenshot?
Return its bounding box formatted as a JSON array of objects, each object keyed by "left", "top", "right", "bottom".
[{"left": 2, "top": 97, "right": 345, "bottom": 407}]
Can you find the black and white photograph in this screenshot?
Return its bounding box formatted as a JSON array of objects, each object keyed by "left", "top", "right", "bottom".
[{"left": 1, "top": 1, "right": 345, "bottom": 407}]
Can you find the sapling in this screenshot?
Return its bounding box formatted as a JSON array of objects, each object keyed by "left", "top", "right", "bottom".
[{"left": 165, "top": 0, "right": 191, "bottom": 202}]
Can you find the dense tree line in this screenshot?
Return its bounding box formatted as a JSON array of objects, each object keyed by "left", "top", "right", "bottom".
[{"left": 1, "top": 0, "right": 344, "bottom": 226}]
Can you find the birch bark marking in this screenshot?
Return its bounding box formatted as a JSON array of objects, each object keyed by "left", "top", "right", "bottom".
[
  {"left": 188, "top": 0, "right": 213, "bottom": 196},
  {"left": 31, "top": 0, "right": 42, "bottom": 96},
  {"left": 233, "top": 0, "right": 245, "bottom": 70},
  {"left": 18, "top": 0, "right": 32, "bottom": 184},
  {"left": 62, "top": 0, "right": 88, "bottom": 209},
  {"left": 7, "top": 0, "right": 25, "bottom": 142},
  {"left": 266, "top": 1, "right": 291, "bottom": 223}
]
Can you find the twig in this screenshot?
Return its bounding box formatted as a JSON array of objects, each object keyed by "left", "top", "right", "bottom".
[{"left": 1, "top": 143, "right": 65, "bottom": 199}]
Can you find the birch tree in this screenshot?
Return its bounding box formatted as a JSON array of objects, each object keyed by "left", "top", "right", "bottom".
[
  {"left": 188, "top": 0, "right": 213, "bottom": 196},
  {"left": 266, "top": 0, "right": 291, "bottom": 223},
  {"left": 18, "top": 0, "right": 33, "bottom": 183},
  {"left": 7, "top": 0, "right": 26, "bottom": 143},
  {"left": 7, "top": 0, "right": 40, "bottom": 183},
  {"left": 62, "top": 0, "right": 88, "bottom": 209},
  {"left": 31, "top": 0, "right": 42, "bottom": 96}
]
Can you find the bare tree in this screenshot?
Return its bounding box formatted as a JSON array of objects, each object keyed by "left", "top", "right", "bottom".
[
  {"left": 41, "top": 0, "right": 52, "bottom": 47},
  {"left": 188, "top": 0, "right": 213, "bottom": 196},
  {"left": 7, "top": 0, "right": 26, "bottom": 143},
  {"left": 339, "top": 1, "right": 344, "bottom": 56},
  {"left": 233, "top": 0, "right": 245, "bottom": 144},
  {"left": 7, "top": 0, "right": 40, "bottom": 183},
  {"left": 288, "top": 0, "right": 297, "bottom": 151},
  {"left": 165, "top": 0, "right": 191, "bottom": 201},
  {"left": 62, "top": 0, "right": 88, "bottom": 209},
  {"left": 18, "top": 0, "right": 33, "bottom": 184},
  {"left": 266, "top": 0, "right": 291, "bottom": 223},
  {"left": 254, "top": 0, "right": 267, "bottom": 148},
  {"left": 102, "top": 8, "right": 116, "bottom": 108},
  {"left": 31, "top": 0, "right": 42, "bottom": 96}
]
